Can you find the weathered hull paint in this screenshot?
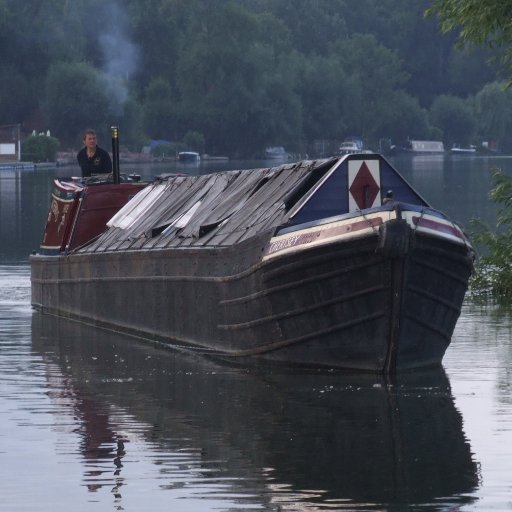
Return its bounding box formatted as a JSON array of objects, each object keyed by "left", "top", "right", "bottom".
[
  {"left": 31, "top": 154, "right": 474, "bottom": 373},
  {"left": 31, "top": 215, "right": 472, "bottom": 372}
]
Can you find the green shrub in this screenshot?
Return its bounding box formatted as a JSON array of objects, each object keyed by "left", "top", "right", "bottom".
[
  {"left": 470, "top": 169, "right": 512, "bottom": 302},
  {"left": 21, "top": 135, "right": 60, "bottom": 162}
]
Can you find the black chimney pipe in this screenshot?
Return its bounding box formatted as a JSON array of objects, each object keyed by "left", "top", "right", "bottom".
[{"left": 111, "top": 126, "right": 120, "bottom": 184}]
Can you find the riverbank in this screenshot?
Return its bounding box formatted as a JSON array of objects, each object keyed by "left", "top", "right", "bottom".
[
  {"left": 55, "top": 151, "right": 230, "bottom": 167},
  {"left": 0, "top": 161, "right": 57, "bottom": 171}
]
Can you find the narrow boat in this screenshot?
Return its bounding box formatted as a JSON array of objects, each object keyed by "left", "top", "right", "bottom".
[
  {"left": 30, "top": 128, "right": 474, "bottom": 373},
  {"left": 390, "top": 140, "right": 445, "bottom": 155},
  {"left": 338, "top": 136, "right": 364, "bottom": 155},
  {"left": 408, "top": 140, "right": 445, "bottom": 153},
  {"left": 178, "top": 151, "right": 201, "bottom": 163},
  {"left": 450, "top": 145, "right": 477, "bottom": 155},
  {"left": 337, "top": 141, "right": 361, "bottom": 155},
  {"left": 264, "top": 146, "right": 289, "bottom": 160}
]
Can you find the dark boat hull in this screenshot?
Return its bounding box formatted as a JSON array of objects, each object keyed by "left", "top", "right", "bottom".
[
  {"left": 31, "top": 213, "right": 472, "bottom": 372},
  {"left": 30, "top": 154, "right": 474, "bottom": 373}
]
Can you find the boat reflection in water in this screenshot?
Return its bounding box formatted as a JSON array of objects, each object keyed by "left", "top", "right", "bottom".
[{"left": 32, "top": 312, "right": 479, "bottom": 510}]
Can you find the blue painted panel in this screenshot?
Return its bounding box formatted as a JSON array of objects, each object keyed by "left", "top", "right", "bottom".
[{"left": 289, "top": 155, "right": 429, "bottom": 226}]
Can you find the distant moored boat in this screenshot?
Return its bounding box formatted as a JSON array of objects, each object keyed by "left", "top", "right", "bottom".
[
  {"left": 264, "top": 146, "right": 289, "bottom": 160},
  {"left": 450, "top": 145, "right": 477, "bottom": 155},
  {"left": 178, "top": 151, "right": 200, "bottom": 163}
]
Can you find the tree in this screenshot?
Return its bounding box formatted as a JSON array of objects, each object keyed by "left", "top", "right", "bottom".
[
  {"left": 128, "top": 0, "right": 181, "bottom": 93},
  {"left": 427, "top": 0, "right": 512, "bottom": 81},
  {"left": 117, "top": 95, "right": 145, "bottom": 151},
  {"left": 297, "top": 54, "right": 351, "bottom": 144},
  {"left": 333, "top": 33, "right": 410, "bottom": 143},
  {"left": 446, "top": 46, "right": 499, "bottom": 96},
  {"left": 141, "top": 78, "right": 178, "bottom": 141},
  {"left": 174, "top": 2, "right": 300, "bottom": 156},
  {"left": 249, "top": 0, "right": 348, "bottom": 56},
  {"left": 1, "top": 0, "right": 510, "bottom": 154},
  {"left": 21, "top": 134, "right": 59, "bottom": 162},
  {"left": 44, "top": 62, "right": 112, "bottom": 147},
  {"left": 427, "top": 1, "right": 512, "bottom": 299},
  {"left": 429, "top": 95, "right": 476, "bottom": 146},
  {"left": 0, "top": 65, "right": 34, "bottom": 124},
  {"left": 378, "top": 92, "right": 430, "bottom": 143},
  {"left": 470, "top": 169, "right": 512, "bottom": 302},
  {"left": 183, "top": 130, "right": 205, "bottom": 153},
  {"left": 473, "top": 82, "right": 512, "bottom": 150}
]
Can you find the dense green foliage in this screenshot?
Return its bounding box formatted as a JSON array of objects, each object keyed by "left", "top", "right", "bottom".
[
  {"left": 470, "top": 170, "right": 512, "bottom": 302},
  {"left": 428, "top": 0, "right": 512, "bottom": 301},
  {"left": 0, "top": 0, "right": 509, "bottom": 156},
  {"left": 21, "top": 134, "right": 59, "bottom": 162},
  {"left": 427, "top": 0, "right": 512, "bottom": 77}
]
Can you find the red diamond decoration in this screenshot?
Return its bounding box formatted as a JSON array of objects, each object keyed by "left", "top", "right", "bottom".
[{"left": 349, "top": 161, "right": 380, "bottom": 209}]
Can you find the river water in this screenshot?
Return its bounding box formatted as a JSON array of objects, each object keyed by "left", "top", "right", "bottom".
[{"left": 1, "top": 155, "right": 512, "bottom": 511}]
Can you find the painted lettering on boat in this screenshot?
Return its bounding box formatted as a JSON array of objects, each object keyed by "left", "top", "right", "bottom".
[
  {"left": 268, "top": 232, "right": 320, "bottom": 253},
  {"left": 265, "top": 216, "right": 384, "bottom": 259}
]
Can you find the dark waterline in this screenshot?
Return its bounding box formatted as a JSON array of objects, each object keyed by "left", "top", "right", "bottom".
[{"left": 1, "top": 156, "right": 512, "bottom": 510}]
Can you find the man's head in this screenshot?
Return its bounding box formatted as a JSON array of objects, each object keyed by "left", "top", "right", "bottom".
[{"left": 83, "top": 129, "right": 97, "bottom": 151}]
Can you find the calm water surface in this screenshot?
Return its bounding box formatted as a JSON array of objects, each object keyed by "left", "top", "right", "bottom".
[{"left": 1, "top": 156, "right": 512, "bottom": 511}]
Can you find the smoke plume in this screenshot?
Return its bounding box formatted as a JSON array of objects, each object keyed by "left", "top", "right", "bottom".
[{"left": 98, "top": 2, "right": 140, "bottom": 116}]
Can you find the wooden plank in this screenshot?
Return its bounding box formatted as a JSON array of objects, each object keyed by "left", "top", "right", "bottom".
[{"left": 211, "top": 163, "right": 310, "bottom": 245}]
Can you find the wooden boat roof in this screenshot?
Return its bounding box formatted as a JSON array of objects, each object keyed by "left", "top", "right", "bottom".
[{"left": 80, "top": 154, "right": 429, "bottom": 253}]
